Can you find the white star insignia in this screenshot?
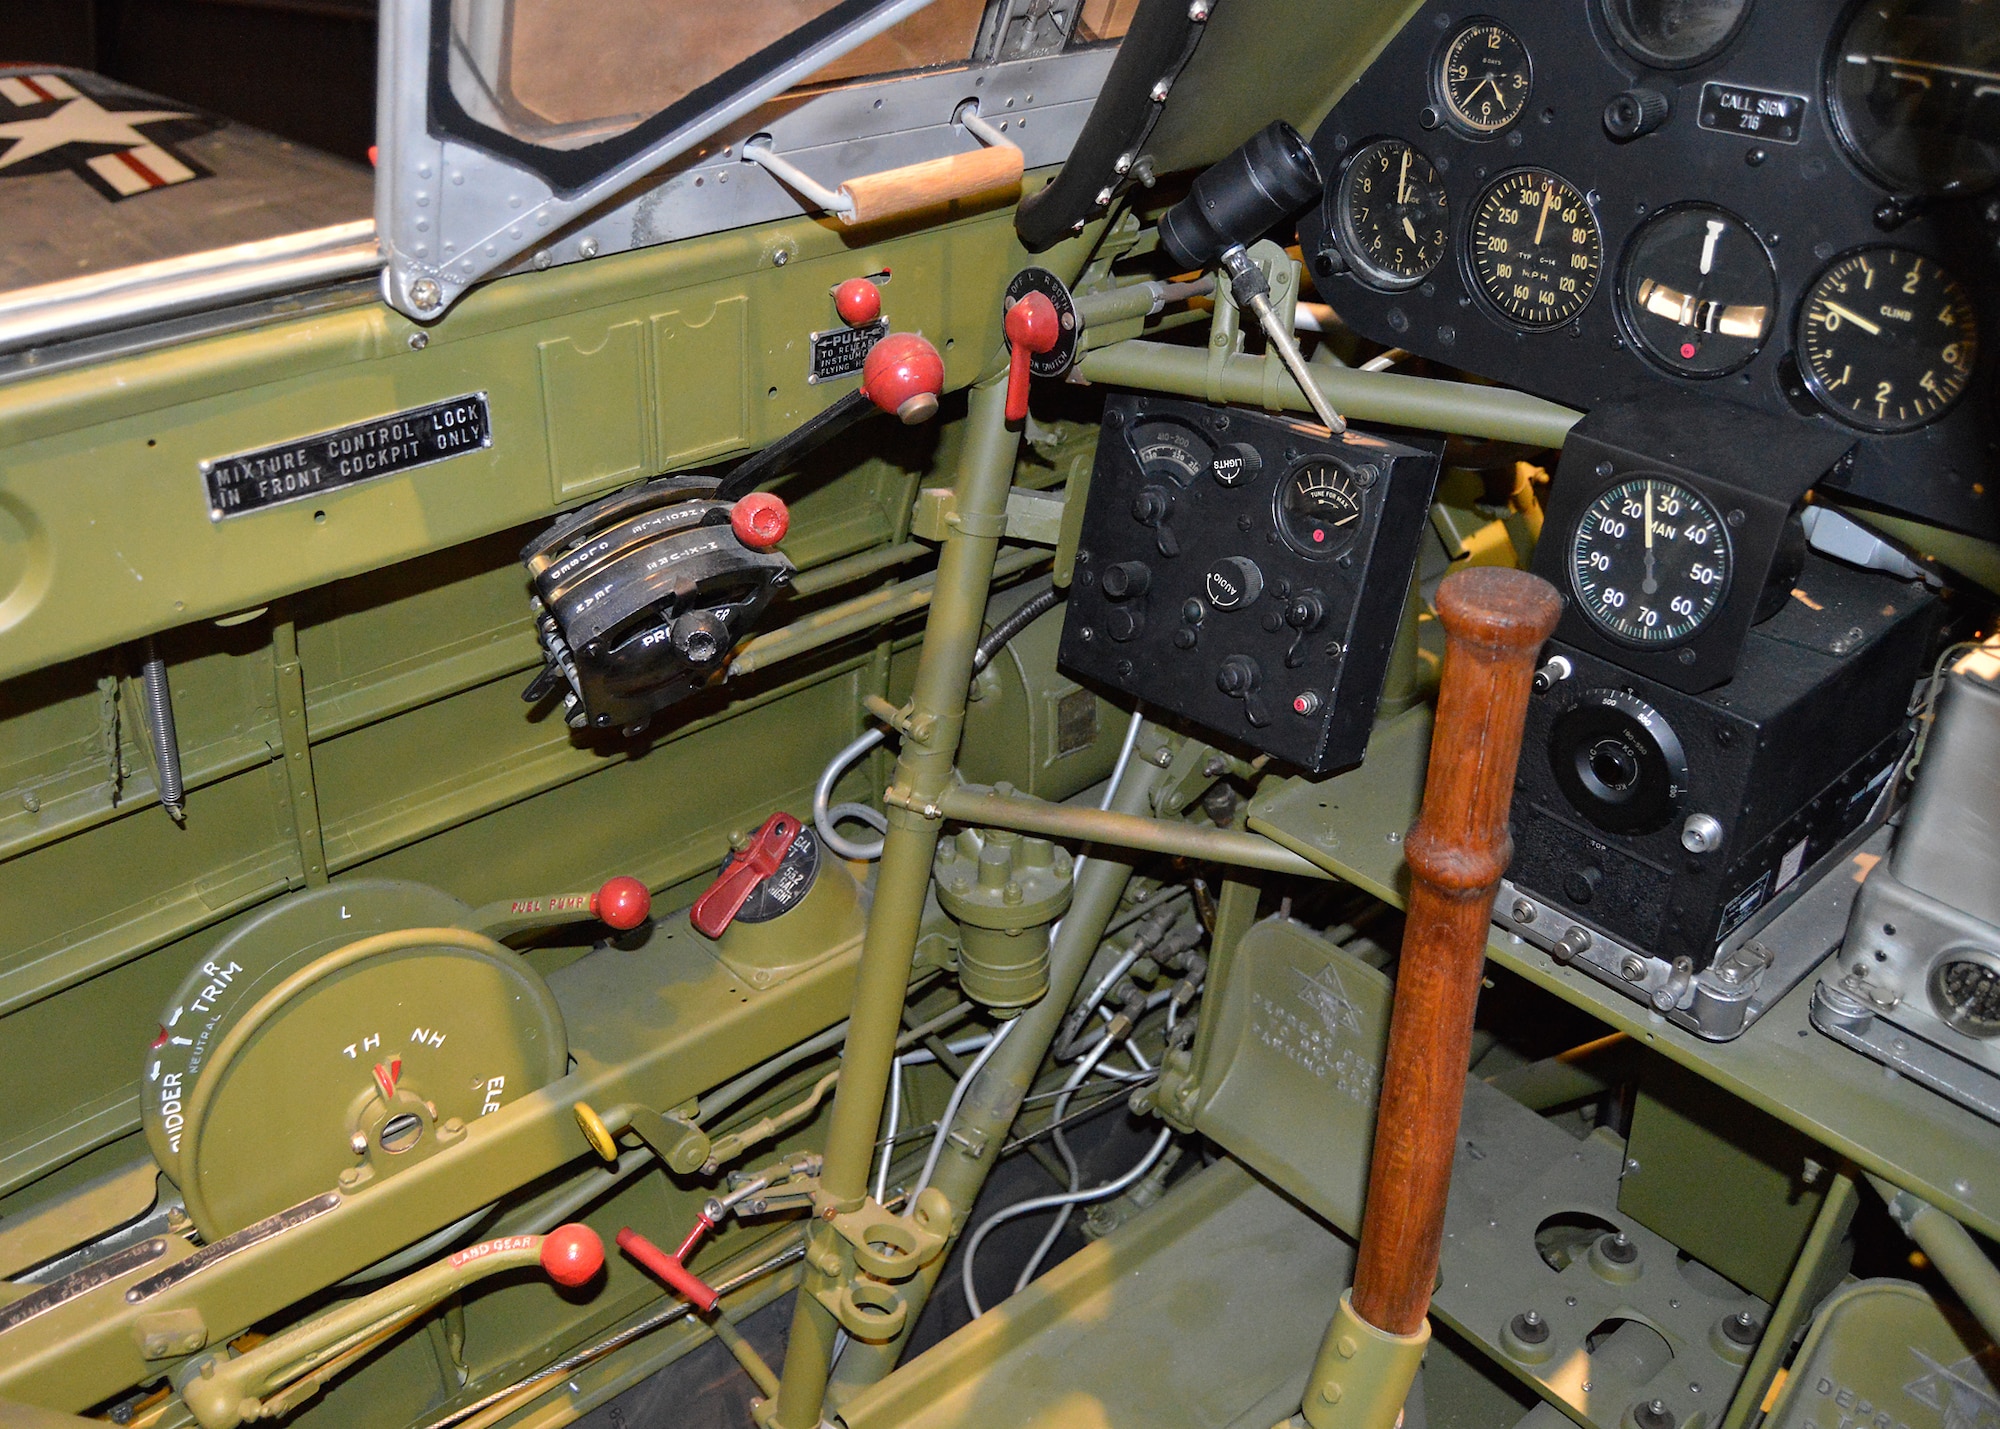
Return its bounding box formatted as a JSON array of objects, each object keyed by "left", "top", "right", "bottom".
[{"left": 0, "top": 93, "right": 193, "bottom": 171}]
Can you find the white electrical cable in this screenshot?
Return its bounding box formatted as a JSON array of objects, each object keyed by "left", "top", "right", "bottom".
[
  {"left": 873, "top": 1055, "right": 904, "bottom": 1204},
  {"left": 906, "top": 1018, "right": 1016, "bottom": 1208},
  {"left": 1013, "top": 1034, "right": 1117, "bottom": 1293},
  {"left": 814, "top": 727, "right": 889, "bottom": 860},
  {"left": 962, "top": 1127, "right": 1175, "bottom": 1318}
]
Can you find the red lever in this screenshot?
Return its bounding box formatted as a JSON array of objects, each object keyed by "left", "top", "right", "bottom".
[
  {"left": 690, "top": 813, "right": 802, "bottom": 939},
  {"left": 1003, "top": 291, "right": 1061, "bottom": 424},
  {"left": 617, "top": 1227, "right": 720, "bottom": 1311}
]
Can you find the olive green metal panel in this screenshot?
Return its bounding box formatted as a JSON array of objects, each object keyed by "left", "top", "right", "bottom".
[
  {"left": 1764, "top": 1280, "right": 1997, "bottom": 1429},
  {"left": 1618, "top": 1062, "right": 1828, "bottom": 1304},
  {"left": 0, "top": 204, "right": 1033, "bottom": 684}
]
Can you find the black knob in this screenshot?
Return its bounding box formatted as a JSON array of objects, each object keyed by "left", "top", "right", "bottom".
[
  {"left": 1563, "top": 866, "right": 1603, "bottom": 905},
  {"left": 1106, "top": 606, "right": 1145, "bottom": 642},
  {"left": 1203, "top": 556, "right": 1265, "bottom": 611},
  {"left": 1100, "top": 561, "right": 1152, "bottom": 600},
  {"left": 1603, "top": 88, "right": 1670, "bottom": 140},
  {"left": 1216, "top": 654, "right": 1259, "bottom": 696},
  {"left": 1285, "top": 590, "right": 1327, "bottom": 631},
  {"left": 1131, "top": 487, "right": 1174, "bottom": 525},
  {"left": 672, "top": 609, "right": 729, "bottom": 664},
  {"left": 1211, "top": 442, "right": 1263, "bottom": 488}
]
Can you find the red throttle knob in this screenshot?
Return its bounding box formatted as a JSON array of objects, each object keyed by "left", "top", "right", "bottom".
[
  {"left": 591, "top": 876, "right": 652, "bottom": 931},
  {"left": 731, "top": 491, "right": 790, "bottom": 551},
  {"left": 541, "top": 1224, "right": 606, "bottom": 1288},
  {"left": 1003, "top": 292, "right": 1061, "bottom": 424},
  {"left": 834, "top": 277, "right": 883, "bottom": 326},
  {"left": 861, "top": 333, "right": 944, "bottom": 425},
  {"left": 618, "top": 1227, "right": 721, "bottom": 1312}
]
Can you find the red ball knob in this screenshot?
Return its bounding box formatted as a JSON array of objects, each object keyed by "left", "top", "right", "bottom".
[
  {"left": 861, "top": 333, "right": 945, "bottom": 425},
  {"left": 591, "top": 876, "right": 652, "bottom": 931},
  {"left": 731, "top": 492, "right": 790, "bottom": 551},
  {"left": 540, "top": 1224, "right": 605, "bottom": 1287},
  {"left": 834, "top": 277, "right": 882, "bottom": 326}
]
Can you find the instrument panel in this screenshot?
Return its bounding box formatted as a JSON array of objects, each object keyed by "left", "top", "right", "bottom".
[{"left": 1297, "top": 0, "right": 2000, "bottom": 540}]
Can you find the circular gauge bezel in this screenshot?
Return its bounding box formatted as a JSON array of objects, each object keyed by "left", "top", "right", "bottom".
[
  {"left": 1568, "top": 476, "right": 1734, "bottom": 647},
  {"left": 1929, "top": 945, "right": 2000, "bottom": 1039},
  {"left": 1793, "top": 244, "right": 1981, "bottom": 434},
  {"left": 1549, "top": 688, "right": 1690, "bottom": 835},
  {"left": 1615, "top": 202, "right": 1778, "bottom": 379},
  {"left": 1432, "top": 18, "right": 1533, "bottom": 138},
  {"left": 1126, "top": 414, "right": 1217, "bottom": 487},
  {"left": 1822, "top": 0, "right": 2000, "bottom": 198},
  {"left": 1333, "top": 137, "right": 1451, "bottom": 291},
  {"left": 1465, "top": 168, "right": 1605, "bottom": 331},
  {"left": 1599, "top": 0, "right": 1755, "bottom": 70},
  {"left": 1273, "top": 457, "right": 1368, "bottom": 562}
]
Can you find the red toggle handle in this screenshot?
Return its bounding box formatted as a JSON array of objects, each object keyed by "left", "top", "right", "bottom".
[
  {"left": 1003, "top": 291, "right": 1060, "bottom": 424},
  {"left": 690, "top": 812, "right": 803, "bottom": 939},
  {"left": 617, "top": 1227, "right": 721, "bottom": 1312}
]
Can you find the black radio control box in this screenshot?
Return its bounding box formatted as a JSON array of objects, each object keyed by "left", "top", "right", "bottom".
[
  {"left": 1058, "top": 395, "right": 1439, "bottom": 774},
  {"left": 1509, "top": 554, "right": 1937, "bottom": 970}
]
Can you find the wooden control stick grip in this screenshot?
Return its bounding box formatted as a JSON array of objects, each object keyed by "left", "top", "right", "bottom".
[
  {"left": 1350, "top": 566, "right": 1561, "bottom": 1337},
  {"left": 838, "top": 145, "right": 1023, "bottom": 226}
]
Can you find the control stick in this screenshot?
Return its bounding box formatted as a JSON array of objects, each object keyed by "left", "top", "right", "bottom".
[{"left": 1158, "top": 122, "right": 1345, "bottom": 434}]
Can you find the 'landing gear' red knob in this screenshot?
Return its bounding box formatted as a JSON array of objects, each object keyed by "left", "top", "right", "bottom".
[
  {"left": 861, "top": 333, "right": 945, "bottom": 425},
  {"left": 591, "top": 876, "right": 652, "bottom": 931},
  {"left": 540, "top": 1224, "right": 606, "bottom": 1287},
  {"left": 1003, "top": 292, "right": 1061, "bottom": 424}
]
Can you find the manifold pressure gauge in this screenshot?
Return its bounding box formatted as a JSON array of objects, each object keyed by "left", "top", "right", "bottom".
[
  {"left": 1570, "top": 476, "right": 1732, "bottom": 646},
  {"left": 1436, "top": 20, "right": 1531, "bottom": 135},
  {"left": 1797, "top": 247, "right": 1980, "bottom": 433},
  {"left": 1334, "top": 138, "right": 1449, "bottom": 289},
  {"left": 1469, "top": 170, "right": 1602, "bottom": 328}
]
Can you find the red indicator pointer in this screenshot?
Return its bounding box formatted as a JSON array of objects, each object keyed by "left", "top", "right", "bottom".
[
  {"left": 690, "top": 812, "right": 802, "bottom": 939},
  {"left": 372, "top": 1057, "right": 403, "bottom": 1102},
  {"left": 1003, "top": 291, "right": 1060, "bottom": 424}
]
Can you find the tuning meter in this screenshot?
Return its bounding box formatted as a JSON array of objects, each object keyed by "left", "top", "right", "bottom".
[
  {"left": 1276, "top": 458, "right": 1367, "bottom": 559},
  {"left": 1469, "top": 169, "right": 1602, "bottom": 328},
  {"left": 1797, "top": 247, "right": 1980, "bottom": 432},
  {"left": 1619, "top": 205, "right": 1776, "bottom": 378},
  {"left": 1333, "top": 138, "right": 1450, "bottom": 289}
]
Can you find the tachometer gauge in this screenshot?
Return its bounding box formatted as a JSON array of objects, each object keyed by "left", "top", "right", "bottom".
[
  {"left": 1828, "top": 0, "right": 2000, "bottom": 196},
  {"left": 1128, "top": 416, "right": 1215, "bottom": 487},
  {"left": 1276, "top": 458, "right": 1366, "bottom": 559},
  {"left": 1469, "top": 170, "right": 1603, "bottom": 328},
  {"left": 1570, "top": 477, "right": 1731, "bottom": 646},
  {"left": 1797, "top": 247, "right": 1979, "bottom": 432},
  {"left": 1437, "top": 20, "right": 1532, "bottom": 135},
  {"left": 1334, "top": 138, "right": 1450, "bottom": 290},
  {"left": 1619, "top": 204, "right": 1777, "bottom": 377}
]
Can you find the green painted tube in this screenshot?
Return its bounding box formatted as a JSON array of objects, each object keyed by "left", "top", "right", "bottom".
[
  {"left": 930, "top": 784, "right": 1331, "bottom": 879},
  {"left": 768, "top": 374, "right": 1027, "bottom": 1429},
  {"left": 1719, "top": 1170, "right": 1860, "bottom": 1429},
  {"left": 1076, "top": 340, "right": 1582, "bottom": 449},
  {"left": 1871, "top": 1174, "right": 2000, "bottom": 1347},
  {"left": 826, "top": 739, "right": 1176, "bottom": 1402}
]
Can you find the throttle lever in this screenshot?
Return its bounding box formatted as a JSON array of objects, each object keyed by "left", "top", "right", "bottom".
[{"left": 691, "top": 812, "right": 803, "bottom": 938}]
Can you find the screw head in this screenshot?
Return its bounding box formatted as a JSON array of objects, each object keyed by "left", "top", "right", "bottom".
[
  {"left": 1512, "top": 899, "right": 1537, "bottom": 924},
  {"left": 408, "top": 278, "right": 442, "bottom": 311}
]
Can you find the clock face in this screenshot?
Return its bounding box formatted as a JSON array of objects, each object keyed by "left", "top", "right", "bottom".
[
  {"left": 1335, "top": 138, "right": 1450, "bottom": 290},
  {"left": 1797, "top": 247, "right": 1980, "bottom": 433},
  {"left": 1569, "top": 477, "right": 1732, "bottom": 646},
  {"left": 1436, "top": 20, "right": 1531, "bottom": 134}
]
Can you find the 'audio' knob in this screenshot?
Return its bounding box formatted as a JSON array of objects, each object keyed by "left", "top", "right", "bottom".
[
  {"left": 1101, "top": 561, "right": 1152, "bottom": 600},
  {"left": 1203, "top": 556, "right": 1265, "bottom": 611}
]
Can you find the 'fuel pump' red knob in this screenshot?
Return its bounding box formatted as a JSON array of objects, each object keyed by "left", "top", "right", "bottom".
[
  {"left": 591, "top": 876, "right": 652, "bottom": 931},
  {"left": 540, "top": 1224, "right": 606, "bottom": 1287},
  {"left": 860, "top": 333, "right": 944, "bottom": 425},
  {"left": 731, "top": 492, "right": 790, "bottom": 551},
  {"left": 1003, "top": 292, "right": 1060, "bottom": 424}
]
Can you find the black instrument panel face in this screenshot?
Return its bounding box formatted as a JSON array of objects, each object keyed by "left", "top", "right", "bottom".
[{"left": 1297, "top": 0, "right": 2000, "bottom": 540}]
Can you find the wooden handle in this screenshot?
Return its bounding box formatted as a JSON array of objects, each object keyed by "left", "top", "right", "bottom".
[
  {"left": 838, "top": 145, "right": 1023, "bottom": 226},
  {"left": 1350, "top": 566, "right": 1561, "bottom": 1337}
]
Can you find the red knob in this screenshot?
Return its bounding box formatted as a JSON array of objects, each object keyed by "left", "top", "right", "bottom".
[
  {"left": 591, "top": 876, "right": 652, "bottom": 931},
  {"left": 731, "top": 492, "right": 790, "bottom": 551},
  {"left": 834, "top": 277, "right": 883, "bottom": 326},
  {"left": 861, "top": 333, "right": 944, "bottom": 425},
  {"left": 617, "top": 1227, "right": 721, "bottom": 1312},
  {"left": 540, "top": 1224, "right": 606, "bottom": 1287},
  {"left": 1003, "top": 292, "right": 1061, "bottom": 424}
]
